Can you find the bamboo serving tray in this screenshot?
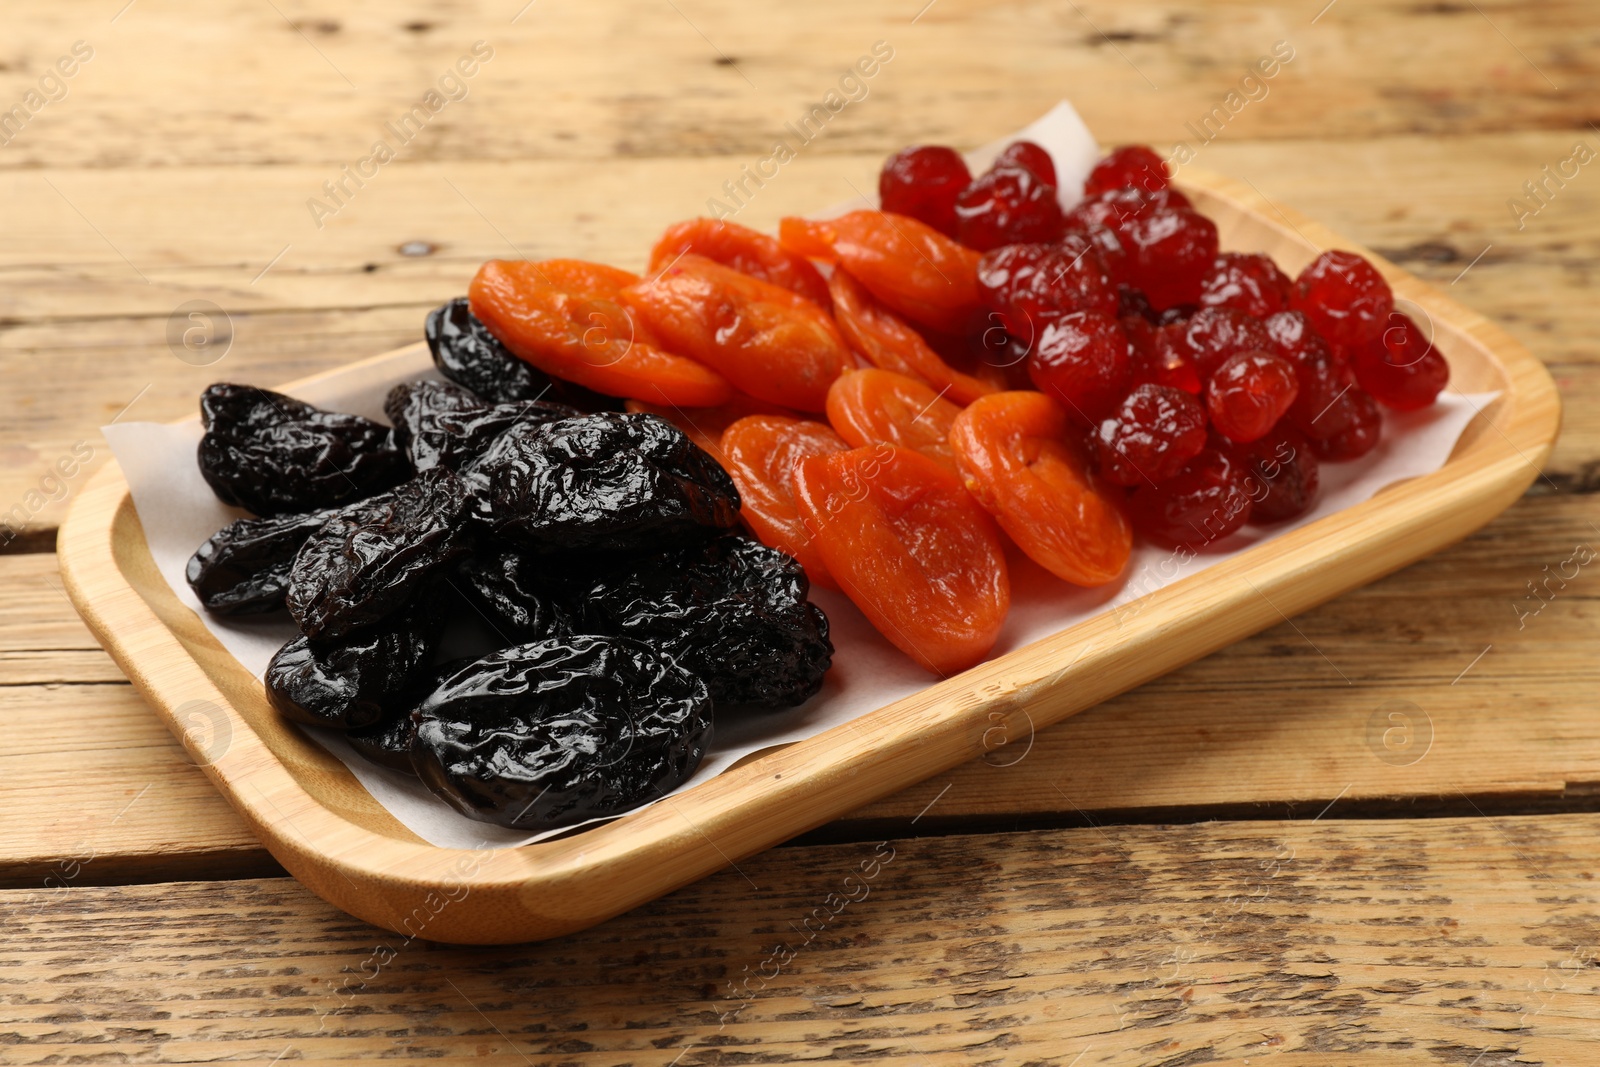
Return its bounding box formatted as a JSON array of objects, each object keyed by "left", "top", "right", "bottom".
[{"left": 58, "top": 169, "right": 1560, "bottom": 944}]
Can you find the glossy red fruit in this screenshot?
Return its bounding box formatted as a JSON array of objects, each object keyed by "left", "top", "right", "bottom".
[
  {"left": 955, "top": 166, "right": 1066, "bottom": 251},
  {"left": 1084, "top": 145, "right": 1171, "bottom": 196},
  {"left": 1128, "top": 447, "right": 1252, "bottom": 550},
  {"left": 1206, "top": 349, "right": 1300, "bottom": 443},
  {"left": 976, "top": 241, "right": 1117, "bottom": 339},
  {"left": 1096, "top": 383, "right": 1207, "bottom": 486},
  {"left": 1065, "top": 186, "right": 1193, "bottom": 236},
  {"left": 1290, "top": 250, "right": 1394, "bottom": 349},
  {"left": 1027, "top": 310, "right": 1134, "bottom": 423},
  {"left": 1181, "top": 306, "right": 1272, "bottom": 379},
  {"left": 1353, "top": 313, "right": 1449, "bottom": 410},
  {"left": 879, "top": 145, "right": 972, "bottom": 238},
  {"left": 1127, "top": 320, "right": 1201, "bottom": 394},
  {"left": 1308, "top": 388, "right": 1383, "bottom": 460},
  {"left": 993, "top": 140, "right": 1058, "bottom": 187},
  {"left": 1262, "top": 311, "right": 1360, "bottom": 440},
  {"left": 1121, "top": 208, "right": 1219, "bottom": 311},
  {"left": 1199, "top": 252, "right": 1292, "bottom": 318},
  {"left": 1234, "top": 429, "right": 1320, "bottom": 523}
]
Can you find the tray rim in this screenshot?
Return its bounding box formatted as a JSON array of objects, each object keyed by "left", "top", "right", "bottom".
[{"left": 57, "top": 167, "right": 1562, "bottom": 944}]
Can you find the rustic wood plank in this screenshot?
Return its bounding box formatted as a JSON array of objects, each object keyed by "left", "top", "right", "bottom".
[{"left": 5, "top": 813, "right": 1599, "bottom": 1063}]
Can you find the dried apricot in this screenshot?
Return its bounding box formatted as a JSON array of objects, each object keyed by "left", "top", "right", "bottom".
[
  {"left": 721, "top": 415, "right": 848, "bottom": 588},
  {"left": 827, "top": 268, "right": 996, "bottom": 406},
  {"left": 622, "top": 254, "right": 855, "bottom": 412},
  {"left": 950, "top": 391, "right": 1131, "bottom": 586},
  {"left": 825, "top": 368, "right": 963, "bottom": 471},
  {"left": 779, "top": 211, "right": 984, "bottom": 336},
  {"left": 793, "top": 444, "right": 1010, "bottom": 675},
  {"left": 648, "top": 218, "right": 832, "bottom": 308},
  {"left": 469, "top": 259, "right": 733, "bottom": 407}
]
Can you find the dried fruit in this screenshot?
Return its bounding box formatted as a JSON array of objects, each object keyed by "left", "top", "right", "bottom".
[
  {"left": 1181, "top": 306, "right": 1273, "bottom": 379},
  {"left": 578, "top": 534, "right": 833, "bottom": 709},
  {"left": 721, "top": 415, "right": 847, "bottom": 588},
  {"left": 1127, "top": 321, "right": 1202, "bottom": 394},
  {"left": 286, "top": 468, "right": 474, "bottom": 640},
  {"left": 993, "top": 140, "right": 1057, "bottom": 187},
  {"left": 1085, "top": 145, "right": 1171, "bottom": 196},
  {"left": 793, "top": 444, "right": 1010, "bottom": 675},
  {"left": 384, "top": 379, "right": 577, "bottom": 472},
  {"left": 412, "top": 636, "right": 713, "bottom": 831},
  {"left": 1262, "top": 310, "right": 1359, "bottom": 439},
  {"left": 976, "top": 240, "right": 1118, "bottom": 340},
  {"left": 456, "top": 550, "right": 571, "bottom": 643},
  {"left": 426, "top": 297, "right": 554, "bottom": 405},
  {"left": 1352, "top": 313, "right": 1449, "bottom": 410},
  {"left": 878, "top": 145, "right": 972, "bottom": 237},
  {"left": 1026, "top": 310, "right": 1134, "bottom": 423},
  {"left": 197, "top": 384, "right": 408, "bottom": 516},
  {"left": 1097, "top": 383, "right": 1208, "bottom": 486},
  {"left": 471, "top": 413, "right": 740, "bottom": 554},
  {"left": 186, "top": 507, "right": 338, "bottom": 615},
  {"left": 1198, "top": 252, "right": 1291, "bottom": 318},
  {"left": 954, "top": 165, "right": 1065, "bottom": 251},
  {"left": 647, "top": 217, "right": 832, "bottom": 308},
  {"left": 825, "top": 368, "right": 964, "bottom": 471},
  {"left": 1290, "top": 250, "right": 1394, "bottom": 349},
  {"left": 265, "top": 601, "right": 438, "bottom": 730},
  {"left": 828, "top": 267, "right": 995, "bottom": 406},
  {"left": 1234, "top": 429, "right": 1320, "bottom": 523},
  {"left": 951, "top": 391, "right": 1132, "bottom": 585},
  {"left": 1120, "top": 208, "right": 1219, "bottom": 311},
  {"left": 1308, "top": 388, "right": 1383, "bottom": 460},
  {"left": 1065, "top": 186, "right": 1192, "bottom": 235},
  {"left": 1205, "top": 349, "right": 1300, "bottom": 443},
  {"left": 1127, "top": 446, "right": 1253, "bottom": 550},
  {"left": 623, "top": 394, "right": 797, "bottom": 470},
  {"left": 345, "top": 706, "right": 422, "bottom": 773}
]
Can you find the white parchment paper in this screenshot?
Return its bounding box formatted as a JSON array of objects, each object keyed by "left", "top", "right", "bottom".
[{"left": 102, "top": 102, "right": 1496, "bottom": 849}]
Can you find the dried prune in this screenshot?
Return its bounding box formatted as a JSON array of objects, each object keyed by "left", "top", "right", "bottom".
[
  {"left": 472, "top": 413, "right": 740, "bottom": 554},
  {"left": 197, "top": 384, "right": 408, "bottom": 516},
  {"left": 287, "top": 468, "right": 474, "bottom": 639},
  {"left": 186, "top": 507, "right": 338, "bottom": 615},
  {"left": 426, "top": 297, "right": 552, "bottom": 404},
  {"left": 384, "top": 379, "right": 577, "bottom": 472},
  {"left": 412, "top": 637, "right": 714, "bottom": 831},
  {"left": 265, "top": 601, "right": 439, "bottom": 730},
  {"left": 579, "top": 534, "right": 832, "bottom": 710},
  {"left": 345, "top": 710, "right": 419, "bottom": 773},
  {"left": 455, "top": 550, "right": 571, "bottom": 643}
]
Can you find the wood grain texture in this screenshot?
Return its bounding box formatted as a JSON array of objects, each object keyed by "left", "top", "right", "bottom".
[{"left": 5, "top": 814, "right": 1600, "bottom": 1064}]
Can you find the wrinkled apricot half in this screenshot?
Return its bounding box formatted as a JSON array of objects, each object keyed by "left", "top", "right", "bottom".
[
  {"left": 649, "top": 218, "right": 832, "bottom": 309},
  {"left": 827, "top": 268, "right": 997, "bottom": 406},
  {"left": 825, "top": 368, "right": 963, "bottom": 472},
  {"left": 721, "top": 415, "right": 848, "bottom": 588}
]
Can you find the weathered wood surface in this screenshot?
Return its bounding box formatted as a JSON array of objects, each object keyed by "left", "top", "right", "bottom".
[{"left": 5, "top": 814, "right": 1600, "bottom": 1064}]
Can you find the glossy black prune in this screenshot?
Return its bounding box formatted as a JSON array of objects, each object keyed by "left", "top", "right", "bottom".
[
  {"left": 471, "top": 413, "right": 740, "bottom": 554},
  {"left": 455, "top": 550, "right": 571, "bottom": 643},
  {"left": 198, "top": 384, "right": 408, "bottom": 515},
  {"left": 265, "top": 602, "right": 438, "bottom": 730},
  {"left": 383, "top": 379, "right": 578, "bottom": 472},
  {"left": 580, "top": 535, "right": 832, "bottom": 709},
  {"left": 186, "top": 507, "right": 337, "bottom": 615},
  {"left": 412, "top": 636, "right": 713, "bottom": 831},
  {"left": 345, "top": 711, "right": 419, "bottom": 772},
  {"left": 287, "top": 468, "right": 474, "bottom": 639},
  {"left": 426, "top": 298, "right": 624, "bottom": 412}
]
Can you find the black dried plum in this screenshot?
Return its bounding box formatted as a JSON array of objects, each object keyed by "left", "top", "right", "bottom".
[
  {"left": 198, "top": 384, "right": 408, "bottom": 515},
  {"left": 471, "top": 413, "right": 740, "bottom": 554},
  {"left": 186, "top": 507, "right": 338, "bottom": 615},
  {"left": 345, "top": 711, "right": 419, "bottom": 773},
  {"left": 265, "top": 602, "right": 438, "bottom": 730},
  {"left": 426, "top": 298, "right": 624, "bottom": 412},
  {"left": 412, "top": 636, "right": 713, "bottom": 831},
  {"left": 287, "top": 468, "right": 474, "bottom": 639},
  {"left": 455, "top": 550, "right": 571, "bottom": 643},
  {"left": 581, "top": 534, "right": 832, "bottom": 709},
  {"left": 384, "top": 379, "right": 577, "bottom": 472}
]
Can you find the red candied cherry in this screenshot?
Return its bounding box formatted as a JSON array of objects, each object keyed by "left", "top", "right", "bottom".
[
  {"left": 1199, "top": 252, "right": 1292, "bottom": 318},
  {"left": 1097, "top": 383, "right": 1207, "bottom": 486},
  {"left": 955, "top": 165, "right": 1065, "bottom": 251},
  {"left": 993, "top": 140, "right": 1057, "bottom": 187},
  {"left": 1085, "top": 144, "right": 1171, "bottom": 196},
  {"left": 1070, "top": 222, "right": 1132, "bottom": 286},
  {"left": 1065, "top": 186, "right": 1192, "bottom": 236},
  {"left": 1027, "top": 310, "right": 1134, "bottom": 422},
  {"left": 1121, "top": 208, "right": 1219, "bottom": 312},
  {"left": 1128, "top": 321, "right": 1201, "bottom": 394},
  {"left": 879, "top": 145, "right": 972, "bottom": 238},
  {"left": 1127, "top": 447, "right": 1253, "bottom": 550},
  {"left": 976, "top": 240, "right": 1116, "bottom": 337},
  {"left": 1353, "top": 312, "right": 1449, "bottom": 410},
  {"left": 1118, "top": 284, "right": 1154, "bottom": 321},
  {"left": 1206, "top": 349, "right": 1299, "bottom": 443},
  {"left": 1181, "top": 305, "right": 1272, "bottom": 379},
  {"left": 1290, "top": 250, "right": 1394, "bottom": 349},
  {"left": 1234, "top": 428, "right": 1320, "bottom": 523},
  {"left": 1263, "top": 311, "right": 1363, "bottom": 440},
  {"left": 1309, "top": 388, "right": 1383, "bottom": 460}
]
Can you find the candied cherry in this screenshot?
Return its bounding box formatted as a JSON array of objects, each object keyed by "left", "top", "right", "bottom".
[
  {"left": 1085, "top": 145, "right": 1171, "bottom": 196},
  {"left": 1234, "top": 429, "right": 1320, "bottom": 523},
  {"left": 1127, "top": 321, "right": 1201, "bottom": 394},
  {"left": 879, "top": 145, "right": 972, "bottom": 238},
  {"left": 993, "top": 140, "right": 1058, "bottom": 186},
  {"left": 1290, "top": 250, "right": 1394, "bottom": 349},
  {"left": 1199, "top": 252, "right": 1292, "bottom": 318},
  {"left": 1096, "top": 383, "right": 1207, "bottom": 486},
  {"left": 1027, "top": 310, "right": 1134, "bottom": 422},
  {"left": 1121, "top": 208, "right": 1219, "bottom": 311},
  {"left": 1353, "top": 312, "right": 1449, "bottom": 411},
  {"left": 1181, "top": 306, "right": 1272, "bottom": 379},
  {"left": 1206, "top": 349, "right": 1299, "bottom": 443},
  {"left": 955, "top": 165, "right": 1066, "bottom": 251},
  {"left": 1065, "top": 186, "right": 1193, "bottom": 236},
  {"left": 1127, "top": 446, "right": 1252, "bottom": 550},
  {"left": 1309, "top": 388, "right": 1383, "bottom": 460},
  {"left": 976, "top": 241, "right": 1117, "bottom": 339}
]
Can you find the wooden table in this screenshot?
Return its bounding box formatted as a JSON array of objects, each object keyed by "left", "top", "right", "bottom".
[{"left": 3, "top": 0, "right": 1597, "bottom": 1061}]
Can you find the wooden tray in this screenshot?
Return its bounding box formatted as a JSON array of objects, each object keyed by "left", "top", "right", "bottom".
[{"left": 57, "top": 169, "right": 1560, "bottom": 944}]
